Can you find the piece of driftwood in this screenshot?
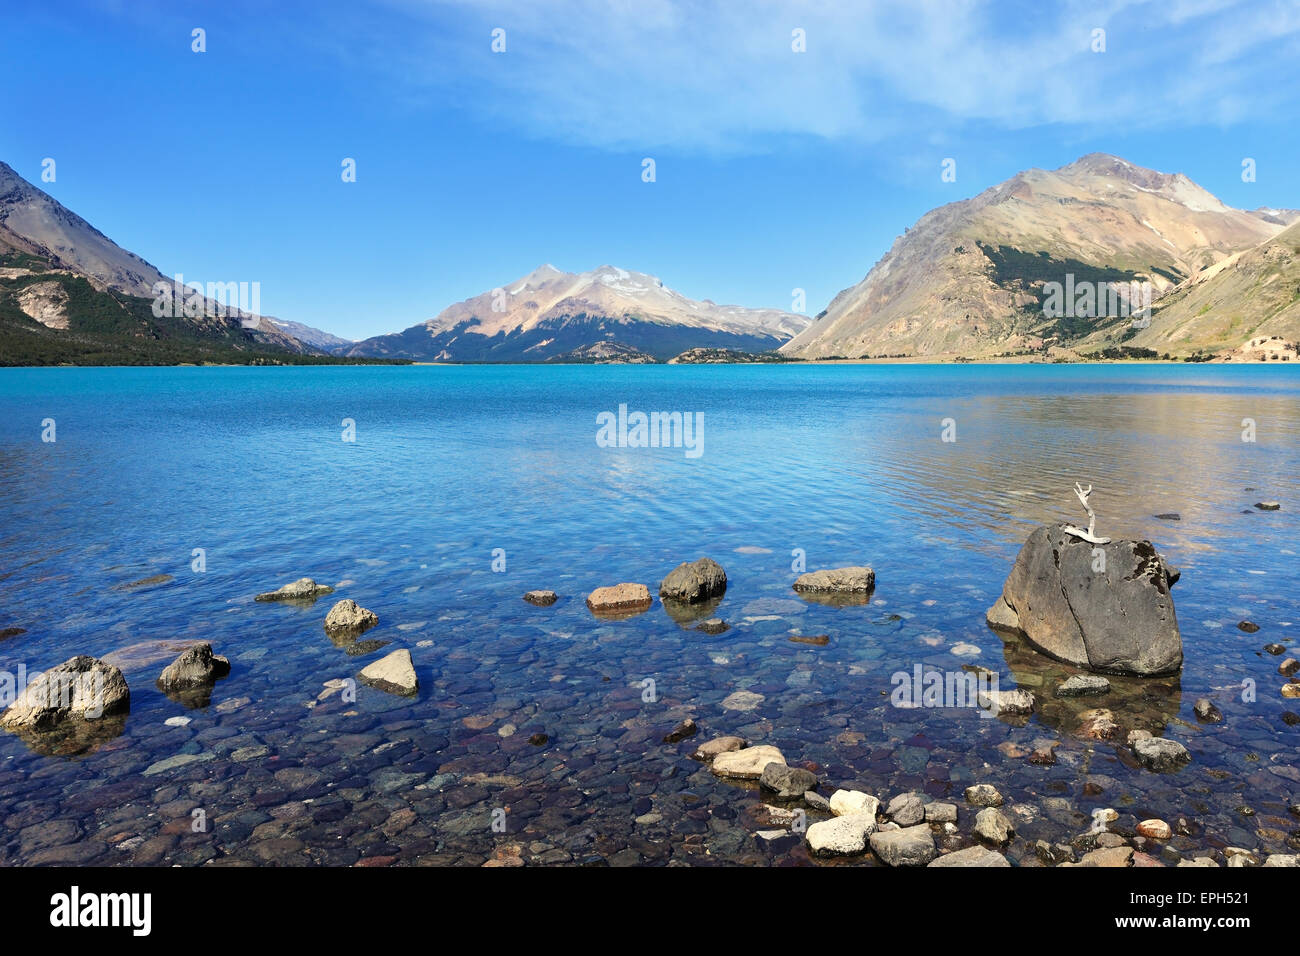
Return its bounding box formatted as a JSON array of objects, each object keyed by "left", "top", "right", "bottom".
[{"left": 1063, "top": 482, "right": 1111, "bottom": 545}]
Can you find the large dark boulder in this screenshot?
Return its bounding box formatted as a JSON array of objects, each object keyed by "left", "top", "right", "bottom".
[
  {"left": 986, "top": 524, "right": 1181, "bottom": 676},
  {"left": 659, "top": 557, "right": 727, "bottom": 604}
]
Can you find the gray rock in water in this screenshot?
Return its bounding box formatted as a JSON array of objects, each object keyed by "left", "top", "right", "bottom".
[
  {"left": 759, "top": 763, "right": 819, "bottom": 798},
  {"left": 1058, "top": 674, "right": 1111, "bottom": 697},
  {"left": 157, "top": 642, "right": 230, "bottom": 691},
  {"left": 974, "top": 807, "right": 1015, "bottom": 846},
  {"left": 255, "top": 577, "right": 334, "bottom": 602},
  {"left": 989, "top": 524, "right": 1182, "bottom": 676},
  {"left": 869, "top": 824, "right": 936, "bottom": 867},
  {"left": 792, "top": 566, "right": 875, "bottom": 593},
  {"left": 358, "top": 649, "right": 418, "bottom": 697},
  {"left": 804, "top": 791, "right": 832, "bottom": 813},
  {"left": 886, "top": 792, "right": 926, "bottom": 826},
  {"left": 324, "top": 599, "right": 378, "bottom": 636},
  {"left": 1131, "top": 736, "right": 1190, "bottom": 772},
  {"left": 658, "top": 557, "right": 727, "bottom": 603},
  {"left": 924, "top": 802, "right": 958, "bottom": 823},
  {"left": 929, "top": 845, "right": 1010, "bottom": 867},
  {"left": 697, "top": 618, "right": 729, "bottom": 635},
  {"left": 522, "top": 590, "right": 557, "bottom": 606},
  {"left": 1193, "top": 698, "right": 1223, "bottom": 723},
  {"left": 0, "top": 655, "right": 130, "bottom": 730}
]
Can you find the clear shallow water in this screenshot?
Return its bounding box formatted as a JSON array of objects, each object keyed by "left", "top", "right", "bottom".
[{"left": 0, "top": 364, "right": 1296, "bottom": 865}]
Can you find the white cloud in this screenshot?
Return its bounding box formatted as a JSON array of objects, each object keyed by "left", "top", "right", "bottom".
[{"left": 330, "top": 0, "right": 1300, "bottom": 153}]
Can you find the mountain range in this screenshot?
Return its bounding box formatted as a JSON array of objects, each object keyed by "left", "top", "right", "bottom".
[
  {"left": 2, "top": 155, "right": 1297, "bottom": 365},
  {"left": 341, "top": 263, "right": 808, "bottom": 362},
  {"left": 781, "top": 154, "right": 1298, "bottom": 360}
]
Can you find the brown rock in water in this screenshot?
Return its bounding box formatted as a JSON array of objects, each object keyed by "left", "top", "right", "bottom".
[
  {"left": 662, "top": 718, "right": 698, "bottom": 743},
  {"left": 585, "top": 583, "right": 652, "bottom": 615},
  {"left": 157, "top": 642, "right": 231, "bottom": 690},
  {"left": 0, "top": 655, "right": 130, "bottom": 731},
  {"left": 658, "top": 557, "right": 727, "bottom": 603},
  {"left": 324, "top": 599, "right": 378, "bottom": 636},
  {"left": 1238, "top": 620, "right": 1260, "bottom": 633},
  {"left": 255, "top": 577, "right": 335, "bottom": 602},
  {"left": 792, "top": 566, "right": 875, "bottom": 593},
  {"left": 789, "top": 634, "right": 830, "bottom": 646}
]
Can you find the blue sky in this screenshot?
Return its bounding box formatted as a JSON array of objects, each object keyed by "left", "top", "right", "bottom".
[{"left": 5, "top": 0, "right": 1299, "bottom": 340}]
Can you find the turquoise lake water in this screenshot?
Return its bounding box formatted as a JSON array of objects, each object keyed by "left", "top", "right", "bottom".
[{"left": 0, "top": 363, "right": 1296, "bottom": 865}]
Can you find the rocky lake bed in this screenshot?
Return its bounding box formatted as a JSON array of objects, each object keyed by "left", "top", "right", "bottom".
[{"left": 0, "top": 364, "right": 1297, "bottom": 867}]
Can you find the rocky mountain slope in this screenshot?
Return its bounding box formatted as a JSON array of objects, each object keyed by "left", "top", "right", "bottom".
[
  {"left": 0, "top": 161, "right": 340, "bottom": 361},
  {"left": 343, "top": 264, "right": 810, "bottom": 362},
  {"left": 781, "top": 154, "right": 1292, "bottom": 360},
  {"left": 1086, "top": 219, "right": 1300, "bottom": 358}
]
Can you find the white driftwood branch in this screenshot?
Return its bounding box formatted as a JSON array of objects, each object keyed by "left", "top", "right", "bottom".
[{"left": 1063, "top": 481, "right": 1111, "bottom": 544}]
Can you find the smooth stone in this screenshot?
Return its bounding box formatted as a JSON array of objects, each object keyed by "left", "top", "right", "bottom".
[
  {"left": 1279, "top": 658, "right": 1299, "bottom": 677},
  {"left": 829, "top": 790, "right": 879, "bottom": 818},
  {"left": 928, "top": 846, "right": 1009, "bottom": 867},
  {"left": 358, "top": 649, "right": 418, "bottom": 696},
  {"left": 792, "top": 566, "right": 875, "bottom": 593},
  {"left": 710, "top": 745, "right": 786, "bottom": 780},
  {"left": 869, "top": 824, "right": 936, "bottom": 867},
  {"left": 1238, "top": 620, "right": 1261, "bottom": 633},
  {"left": 1136, "top": 819, "right": 1172, "bottom": 839},
  {"left": 807, "top": 813, "right": 875, "bottom": 856},
  {"left": 1058, "top": 674, "right": 1111, "bottom": 697},
  {"left": 142, "top": 752, "right": 214, "bottom": 776},
  {"left": 691, "top": 735, "right": 746, "bottom": 761},
  {"left": 585, "top": 583, "right": 652, "bottom": 614}
]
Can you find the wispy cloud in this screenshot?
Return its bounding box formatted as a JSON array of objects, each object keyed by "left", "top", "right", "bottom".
[{"left": 322, "top": 0, "right": 1300, "bottom": 153}]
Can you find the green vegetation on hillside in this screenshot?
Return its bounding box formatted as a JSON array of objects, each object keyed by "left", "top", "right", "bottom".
[{"left": 0, "top": 265, "right": 401, "bottom": 367}]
